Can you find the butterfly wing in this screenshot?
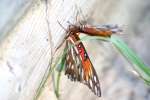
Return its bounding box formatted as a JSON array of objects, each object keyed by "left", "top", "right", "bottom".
[
  {"left": 95, "top": 24, "right": 123, "bottom": 34},
  {"left": 64, "top": 34, "right": 101, "bottom": 97}
]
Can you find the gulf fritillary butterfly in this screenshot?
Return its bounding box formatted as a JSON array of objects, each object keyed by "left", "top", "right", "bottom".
[{"left": 59, "top": 23, "right": 122, "bottom": 97}]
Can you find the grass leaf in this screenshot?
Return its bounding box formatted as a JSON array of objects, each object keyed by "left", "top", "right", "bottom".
[{"left": 110, "top": 35, "right": 150, "bottom": 84}]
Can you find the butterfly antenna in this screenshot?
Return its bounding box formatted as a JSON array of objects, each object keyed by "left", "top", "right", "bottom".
[
  {"left": 57, "top": 20, "right": 67, "bottom": 31},
  {"left": 74, "top": 4, "right": 87, "bottom": 25}
]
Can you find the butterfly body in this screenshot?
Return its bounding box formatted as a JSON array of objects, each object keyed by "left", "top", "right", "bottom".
[{"left": 67, "top": 24, "right": 122, "bottom": 38}]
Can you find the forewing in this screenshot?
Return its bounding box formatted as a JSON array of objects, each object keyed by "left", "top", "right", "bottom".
[
  {"left": 64, "top": 35, "right": 101, "bottom": 97},
  {"left": 65, "top": 39, "right": 83, "bottom": 81}
]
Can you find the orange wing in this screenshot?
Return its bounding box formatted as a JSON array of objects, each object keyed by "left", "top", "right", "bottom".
[{"left": 64, "top": 33, "right": 101, "bottom": 97}]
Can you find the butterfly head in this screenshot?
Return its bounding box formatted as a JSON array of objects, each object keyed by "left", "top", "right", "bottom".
[{"left": 67, "top": 24, "right": 81, "bottom": 34}]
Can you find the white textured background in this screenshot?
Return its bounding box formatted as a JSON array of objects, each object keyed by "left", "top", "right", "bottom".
[{"left": 0, "top": 0, "right": 150, "bottom": 100}]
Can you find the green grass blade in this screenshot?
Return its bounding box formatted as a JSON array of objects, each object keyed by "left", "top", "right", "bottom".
[
  {"left": 110, "top": 35, "right": 150, "bottom": 84},
  {"left": 55, "top": 47, "right": 67, "bottom": 98},
  {"left": 34, "top": 48, "right": 66, "bottom": 100},
  {"left": 80, "top": 35, "right": 150, "bottom": 84}
]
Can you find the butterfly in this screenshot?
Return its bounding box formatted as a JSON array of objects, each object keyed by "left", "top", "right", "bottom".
[
  {"left": 64, "top": 32, "right": 101, "bottom": 97},
  {"left": 58, "top": 23, "right": 122, "bottom": 97}
]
